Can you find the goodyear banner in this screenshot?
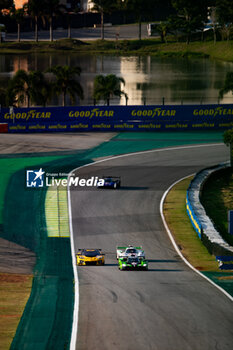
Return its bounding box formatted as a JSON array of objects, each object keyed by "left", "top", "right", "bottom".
[{"left": 0, "top": 104, "right": 233, "bottom": 132}]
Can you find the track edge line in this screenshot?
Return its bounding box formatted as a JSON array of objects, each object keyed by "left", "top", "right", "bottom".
[
  {"left": 68, "top": 181, "right": 79, "bottom": 350},
  {"left": 68, "top": 142, "right": 228, "bottom": 349},
  {"left": 160, "top": 175, "right": 233, "bottom": 303}
]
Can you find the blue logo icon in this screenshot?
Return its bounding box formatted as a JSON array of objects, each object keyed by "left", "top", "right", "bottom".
[{"left": 26, "top": 168, "right": 45, "bottom": 188}]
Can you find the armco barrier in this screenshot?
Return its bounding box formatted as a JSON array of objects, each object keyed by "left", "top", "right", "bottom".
[
  {"left": 0, "top": 104, "right": 233, "bottom": 132},
  {"left": 186, "top": 164, "right": 233, "bottom": 270},
  {"left": 186, "top": 197, "right": 202, "bottom": 239}
]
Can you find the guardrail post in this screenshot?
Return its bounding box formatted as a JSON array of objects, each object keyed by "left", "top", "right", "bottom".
[
  {"left": 162, "top": 97, "right": 165, "bottom": 105},
  {"left": 143, "top": 98, "right": 146, "bottom": 106}
]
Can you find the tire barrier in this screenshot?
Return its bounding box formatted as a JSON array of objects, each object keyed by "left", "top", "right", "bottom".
[{"left": 186, "top": 164, "right": 233, "bottom": 270}]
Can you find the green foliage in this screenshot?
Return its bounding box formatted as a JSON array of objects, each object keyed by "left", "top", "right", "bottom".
[
  {"left": 9, "top": 69, "right": 51, "bottom": 107},
  {"left": 48, "top": 65, "right": 83, "bottom": 106},
  {"left": 25, "top": 0, "right": 46, "bottom": 41},
  {"left": 91, "top": 0, "right": 117, "bottom": 40},
  {"left": 216, "top": 0, "right": 233, "bottom": 25},
  {"left": 126, "top": 0, "right": 157, "bottom": 40},
  {"left": 43, "top": 0, "right": 66, "bottom": 41},
  {"left": 93, "top": 74, "right": 127, "bottom": 105},
  {"left": 223, "top": 129, "right": 233, "bottom": 146},
  {"left": 170, "top": 0, "right": 208, "bottom": 43},
  {"left": 92, "top": 0, "right": 117, "bottom": 13},
  {"left": 201, "top": 168, "right": 233, "bottom": 245},
  {"left": 219, "top": 72, "right": 233, "bottom": 99},
  {"left": 223, "top": 129, "right": 233, "bottom": 167}
]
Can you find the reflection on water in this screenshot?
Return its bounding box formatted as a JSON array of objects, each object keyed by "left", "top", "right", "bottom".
[{"left": 0, "top": 53, "right": 233, "bottom": 106}]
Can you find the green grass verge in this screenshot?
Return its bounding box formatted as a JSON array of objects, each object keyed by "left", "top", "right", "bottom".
[
  {"left": 86, "top": 131, "right": 224, "bottom": 159},
  {"left": 0, "top": 152, "right": 90, "bottom": 349},
  {"left": 5, "top": 167, "right": 74, "bottom": 350},
  {"left": 201, "top": 167, "right": 233, "bottom": 246},
  {"left": 45, "top": 181, "right": 70, "bottom": 238},
  {"left": 0, "top": 273, "right": 32, "bottom": 350},
  {"left": 0, "top": 132, "right": 228, "bottom": 348},
  {"left": 164, "top": 176, "right": 233, "bottom": 296},
  {"left": 164, "top": 177, "right": 220, "bottom": 271},
  {"left": 0, "top": 155, "right": 72, "bottom": 225},
  {"left": 1, "top": 39, "right": 233, "bottom": 61}
]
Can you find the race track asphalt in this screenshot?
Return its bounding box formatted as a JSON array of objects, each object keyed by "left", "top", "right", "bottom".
[{"left": 70, "top": 144, "right": 233, "bottom": 350}]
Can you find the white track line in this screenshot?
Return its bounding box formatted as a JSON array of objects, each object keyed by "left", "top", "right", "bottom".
[
  {"left": 68, "top": 183, "right": 79, "bottom": 350},
  {"left": 68, "top": 142, "right": 229, "bottom": 350},
  {"left": 160, "top": 175, "right": 233, "bottom": 302}
]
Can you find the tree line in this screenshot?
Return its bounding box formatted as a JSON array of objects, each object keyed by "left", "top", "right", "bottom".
[
  {"left": 0, "top": 65, "right": 127, "bottom": 107},
  {"left": 1, "top": 0, "right": 233, "bottom": 43}
]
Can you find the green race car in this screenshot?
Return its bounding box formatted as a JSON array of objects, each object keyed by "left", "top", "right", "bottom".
[{"left": 118, "top": 256, "right": 148, "bottom": 271}]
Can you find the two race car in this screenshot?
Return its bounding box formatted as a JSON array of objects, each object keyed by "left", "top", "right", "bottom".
[
  {"left": 76, "top": 245, "right": 148, "bottom": 270},
  {"left": 76, "top": 249, "right": 105, "bottom": 266}
]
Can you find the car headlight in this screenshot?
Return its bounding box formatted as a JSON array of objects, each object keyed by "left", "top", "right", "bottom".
[
  {"left": 143, "top": 264, "right": 147, "bottom": 266},
  {"left": 123, "top": 264, "right": 126, "bottom": 267}
]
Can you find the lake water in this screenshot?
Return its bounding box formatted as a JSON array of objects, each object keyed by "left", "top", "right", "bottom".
[{"left": 0, "top": 53, "right": 233, "bottom": 106}]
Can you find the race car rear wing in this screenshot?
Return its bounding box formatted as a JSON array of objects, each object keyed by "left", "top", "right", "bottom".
[{"left": 116, "top": 246, "right": 142, "bottom": 250}]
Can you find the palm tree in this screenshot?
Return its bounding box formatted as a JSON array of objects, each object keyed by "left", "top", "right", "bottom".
[
  {"left": 25, "top": 0, "right": 46, "bottom": 42},
  {"left": 93, "top": 74, "right": 127, "bottom": 106},
  {"left": 223, "top": 129, "right": 233, "bottom": 167},
  {"left": 92, "top": 0, "right": 116, "bottom": 40},
  {"left": 10, "top": 7, "right": 25, "bottom": 42},
  {"left": 48, "top": 65, "right": 84, "bottom": 106},
  {"left": 219, "top": 72, "right": 233, "bottom": 100},
  {"left": 157, "top": 22, "right": 171, "bottom": 43},
  {"left": 10, "top": 70, "right": 50, "bottom": 107},
  {"left": 126, "top": 0, "right": 154, "bottom": 40},
  {"left": 44, "top": 0, "right": 65, "bottom": 42},
  {"left": 3, "top": 80, "right": 19, "bottom": 107}
]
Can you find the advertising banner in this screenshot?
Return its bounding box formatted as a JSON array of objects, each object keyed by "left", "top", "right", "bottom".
[{"left": 1, "top": 104, "right": 233, "bottom": 132}]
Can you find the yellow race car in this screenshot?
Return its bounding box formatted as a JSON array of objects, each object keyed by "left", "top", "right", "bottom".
[{"left": 76, "top": 249, "right": 105, "bottom": 266}]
